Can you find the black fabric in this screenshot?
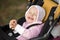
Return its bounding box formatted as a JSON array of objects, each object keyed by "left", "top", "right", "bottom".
[
  {"left": 31, "top": 0, "right": 38, "bottom": 5},
  {"left": 17, "top": 17, "right": 26, "bottom": 26},
  {"left": 37, "top": 0, "right": 44, "bottom": 6},
  {"left": 57, "top": 16, "right": 60, "bottom": 22},
  {"left": 0, "top": 25, "right": 14, "bottom": 37},
  {"left": 0, "top": 25, "right": 18, "bottom": 40},
  {"left": 13, "top": 33, "right": 20, "bottom": 37},
  {"left": 27, "top": 0, "right": 44, "bottom": 9},
  {"left": 26, "top": 23, "right": 43, "bottom": 29},
  {"left": 0, "top": 27, "right": 17, "bottom": 40},
  {"left": 47, "top": 33, "right": 53, "bottom": 40}
]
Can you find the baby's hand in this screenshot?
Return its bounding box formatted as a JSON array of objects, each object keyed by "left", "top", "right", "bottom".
[{"left": 9, "top": 19, "right": 17, "bottom": 29}]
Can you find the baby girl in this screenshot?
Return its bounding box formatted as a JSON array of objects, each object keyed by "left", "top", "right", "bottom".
[{"left": 9, "top": 5, "right": 45, "bottom": 40}]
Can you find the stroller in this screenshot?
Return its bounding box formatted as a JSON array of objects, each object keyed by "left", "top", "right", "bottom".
[{"left": 0, "top": 0, "right": 60, "bottom": 40}]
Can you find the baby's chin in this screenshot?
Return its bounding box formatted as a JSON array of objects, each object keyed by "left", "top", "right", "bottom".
[{"left": 26, "top": 20, "right": 34, "bottom": 23}]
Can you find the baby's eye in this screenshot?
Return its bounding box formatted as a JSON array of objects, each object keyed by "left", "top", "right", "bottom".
[
  {"left": 33, "top": 13, "right": 37, "bottom": 16},
  {"left": 28, "top": 11, "right": 31, "bottom": 14}
]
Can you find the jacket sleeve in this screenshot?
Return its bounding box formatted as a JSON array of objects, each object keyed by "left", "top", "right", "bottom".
[{"left": 17, "top": 24, "right": 44, "bottom": 40}]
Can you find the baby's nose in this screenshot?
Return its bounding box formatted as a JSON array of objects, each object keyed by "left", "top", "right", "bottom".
[{"left": 31, "top": 13, "right": 34, "bottom": 16}]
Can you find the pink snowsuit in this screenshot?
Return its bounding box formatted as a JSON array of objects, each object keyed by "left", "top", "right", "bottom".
[{"left": 17, "top": 5, "right": 45, "bottom": 40}]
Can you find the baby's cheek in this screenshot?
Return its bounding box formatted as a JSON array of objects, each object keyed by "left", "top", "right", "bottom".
[
  {"left": 34, "top": 16, "right": 37, "bottom": 21},
  {"left": 25, "top": 17, "right": 30, "bottom": 22}
]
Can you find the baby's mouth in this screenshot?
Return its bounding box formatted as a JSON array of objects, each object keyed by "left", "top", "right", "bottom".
[{"left": 28, "top": 17, "right": 34, "bottom": 20}]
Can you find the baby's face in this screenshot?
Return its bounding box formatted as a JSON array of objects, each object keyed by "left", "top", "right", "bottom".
[{"left": 25, "top": 7, "right": 38, "bottom": 23}]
